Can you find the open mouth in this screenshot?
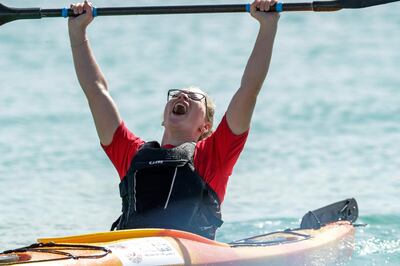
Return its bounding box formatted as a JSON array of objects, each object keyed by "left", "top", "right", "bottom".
[{"left": 172, "top": 102, "right": 188, "bottom": 115}]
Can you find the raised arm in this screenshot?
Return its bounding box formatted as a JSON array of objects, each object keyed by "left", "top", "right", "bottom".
[
  {"left": 68, "top": 1, "right": 122, "bottom": 145},
  {"left": 226, "top": 0, "right": 279, "bottom": 135}
]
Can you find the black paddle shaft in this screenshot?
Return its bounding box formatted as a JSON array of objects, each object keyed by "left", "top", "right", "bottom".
[
  {"left": 1, "top": 0, "right": 399, "bottom": 26},
  {"left": 338, "top": 0, "right": 400, "bottom": 8}
]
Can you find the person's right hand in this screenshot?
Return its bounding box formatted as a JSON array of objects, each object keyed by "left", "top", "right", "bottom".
[
  {"left": 68, "top": 1, "right": 94, "bottom": 42},
  {"left": 250, "top": 0, "right": 280, "bottom": 26}
]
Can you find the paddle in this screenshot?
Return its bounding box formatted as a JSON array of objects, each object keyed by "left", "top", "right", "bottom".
[{"left": 1, "top": 0, "right": 399, "bottom": 27}]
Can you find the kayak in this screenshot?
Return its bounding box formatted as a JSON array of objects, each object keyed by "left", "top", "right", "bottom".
[
  {"left": 0, "top": 223, "right": 355, "bottom": 265},
  {"left": 0, "top": 199, "right": 359, "bottom": 266}
]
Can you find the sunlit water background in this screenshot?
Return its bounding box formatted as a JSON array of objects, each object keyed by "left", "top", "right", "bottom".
[{"left": 0, "top": 0, "right": 399, "bottom": 265}]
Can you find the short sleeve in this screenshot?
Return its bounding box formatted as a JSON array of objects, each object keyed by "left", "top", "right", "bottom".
[
  {"left": 194, "top": 114, "right": 249, "bottom": 202},
  {"left": 102, "top": 121, "right": 145, "bottom": 179}
]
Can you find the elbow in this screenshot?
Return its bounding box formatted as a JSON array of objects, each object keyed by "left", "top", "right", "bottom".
[
  {"left": 83, "top": 80, "right": 109, "bottom": 100},
  {"left": 240, "top": 77, "right": 265, "bottom": 96},
  {"left": 239, "top": 83, "right": 263, "bottom": 99},
  {"left": 96, "top": 79, "right": 109, "bottom": 92}
]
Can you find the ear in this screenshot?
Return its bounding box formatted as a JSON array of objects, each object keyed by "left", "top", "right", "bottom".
[{"left": 199, "top": 121, "right": 211, "bottom": 134}]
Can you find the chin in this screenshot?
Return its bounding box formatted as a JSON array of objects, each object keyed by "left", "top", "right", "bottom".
[{"left": 166, "top": 115, "right": 189, "bottom": 128}]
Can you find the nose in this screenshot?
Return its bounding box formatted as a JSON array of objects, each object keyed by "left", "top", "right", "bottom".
[{"left": 177, "top": 92, "right": 189, "bottom": 101}]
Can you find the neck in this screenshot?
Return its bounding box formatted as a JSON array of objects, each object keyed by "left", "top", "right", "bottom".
[{"left": 161, "top": 129, "right": 199, "bottom": 146}]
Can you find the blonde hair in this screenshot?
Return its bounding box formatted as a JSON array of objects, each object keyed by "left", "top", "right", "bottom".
[{"left": 200, "top": 93, "right": 216, "bottom": 140}]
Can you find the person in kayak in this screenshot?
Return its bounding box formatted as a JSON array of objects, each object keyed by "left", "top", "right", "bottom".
[{"left": 68, "top": 0, "right": 279, "bottom": 239}]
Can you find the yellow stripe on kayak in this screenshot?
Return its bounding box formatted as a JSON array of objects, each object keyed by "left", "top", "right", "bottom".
[{"left": 38, "top": 228, "right": 229, "bottom": 247}]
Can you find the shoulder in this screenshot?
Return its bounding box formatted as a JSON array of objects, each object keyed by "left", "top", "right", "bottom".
[
  {"left": 196, "top": 114, "right": 249, "bottom": 150},
  {"left": 101, "top": 121, "right": 145, "bottom": 179},
  {"left": 102, "top": 121, "right": 144, "bottom": 149}
]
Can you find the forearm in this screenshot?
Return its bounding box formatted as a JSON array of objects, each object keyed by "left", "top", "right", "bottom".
[
  {"left": 226, "top": 17, "right": 278, "bottom": 135},
  {"left": 69, "top": 30, "right": 108, "bottom": 98},
  {"left": 69, "top": 29, "right": 121, "bottom": 146},
  {"left": 240, "top": 21, "right": 278, "bottom": 96}
]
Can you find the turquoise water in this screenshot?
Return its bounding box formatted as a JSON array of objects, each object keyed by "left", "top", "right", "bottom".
[{"left": 1, "top": 0, "right": 399, "bottom": 264}]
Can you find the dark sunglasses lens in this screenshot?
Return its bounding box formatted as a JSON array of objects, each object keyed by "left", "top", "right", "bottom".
[
  {"left": 168, "top": 90, "right": 179, "bottom": 100},
  {"left": 189, "top": 93, "right": 204, "bottom": 101}
]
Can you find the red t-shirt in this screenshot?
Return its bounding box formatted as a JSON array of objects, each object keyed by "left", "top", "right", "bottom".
[{"left": 102, "top": 115, "right": 248, "bottom": 202}]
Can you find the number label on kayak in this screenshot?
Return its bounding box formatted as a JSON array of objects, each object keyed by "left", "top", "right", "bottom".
[{"left": 106, "top": 237, "right": 184, "bottom": 266}]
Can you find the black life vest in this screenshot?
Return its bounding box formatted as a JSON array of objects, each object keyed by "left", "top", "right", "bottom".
[{"left": 111, "top": 141, "right": 223, "bottom": 239}]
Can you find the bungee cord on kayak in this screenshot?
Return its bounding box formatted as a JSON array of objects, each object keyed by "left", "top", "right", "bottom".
[{"left": 1, "top": 243, "right": 111, "bottom": 264}]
